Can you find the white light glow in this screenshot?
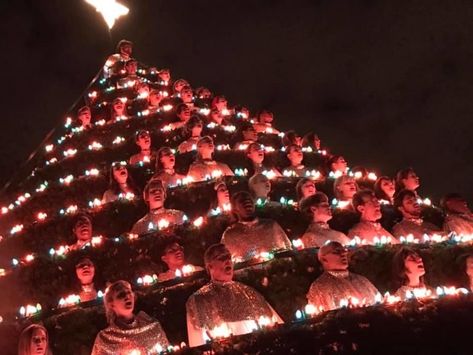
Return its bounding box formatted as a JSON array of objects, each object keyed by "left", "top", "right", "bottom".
[{"left": 85, "top": 0, "right": 129, "bottom": 29}]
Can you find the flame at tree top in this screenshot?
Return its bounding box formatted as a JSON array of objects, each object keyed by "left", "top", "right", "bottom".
[{"left": 85, "top": 0, "right": 129, "bottom": 29}]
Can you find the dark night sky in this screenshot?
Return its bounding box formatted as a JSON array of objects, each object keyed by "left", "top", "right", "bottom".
[{"left": 0, "top": 0, "right": 472, "bottom": 203}]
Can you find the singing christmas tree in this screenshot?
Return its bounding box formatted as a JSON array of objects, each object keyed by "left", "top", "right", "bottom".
[{"left": 1, "top": 39, "right": 473, "bottom": 355}]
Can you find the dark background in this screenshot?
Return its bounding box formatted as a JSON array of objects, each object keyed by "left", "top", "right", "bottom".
[{"left": 0, "top": 0, "right": 472, "bottom": 203}]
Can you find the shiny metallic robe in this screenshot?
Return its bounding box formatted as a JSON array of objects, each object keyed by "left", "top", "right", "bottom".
[
  {"left": 129, "top": 150, "right": 157, "bottom": 165},
  {"left": 221, "top": 218, "right": 292, "bottom": 261},
  {"left": 283, "top": 165, "right": 310, "bottom": 177},
  {"left": 130, "top": 208, "right": 186, "bottom": 235},
  {"left": 301, "top": 222, "right": 351, "bottom": 248},
  {"left": 392, "top": 218, "right": 443, "bottom": 239},
  {"left": 187, "top": 281, "right": 276, "bottom": 327},
  {"left": 91, "top": 312, "right": 170, "bottom": 355},
  {"left": 348, "top": 220, "right": 395, "bottom": 243},
  {"left": 152, "top": 170, "right": 186, "bottom": 188},
  {"left": 79, "top": 284, "right": 97, "bottom": 302},
  {"left": 306, "top": 271, "right": 379, "bottom": 311},
  {"left": 178, "top": 137, "right": 200, "bottom": 153},
  {"left": 444, "top": 213, "right": 473, "bottom": 235},
  {"left": 186, "top": 280, "right": 282, "bottom": 346},
  {"left": 187, "top": 160, "right": 234, "bottom": 182},
  {"left": 394, "top": 285, "right": 435, "bottom": 300}
]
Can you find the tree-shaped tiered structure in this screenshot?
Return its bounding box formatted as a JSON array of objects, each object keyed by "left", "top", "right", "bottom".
[{"left": 1, "top": 50, "right": 473, "bottom": 355}]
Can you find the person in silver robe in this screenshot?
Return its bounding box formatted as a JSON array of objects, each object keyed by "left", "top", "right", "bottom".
[
  {"left": 158, "top": 238, "right": 203, "bottom": 282},
  {"left": 69, "top": 213, "right": 93, "bottom": 250},
  {"left": 392, "top": 189, "right": 443, "bottom": 239},
  {"left": 18, "top": 324, "right": 52, "bottom": 355},
  {"left": 178, "top": 116, "right": 203, "bottom": 154},
  {"left": 147, "top": 89, "right": 164, "bottom": 114},
  {"left": 187, "top": 136, "right": 234, "bottom": 182},
  {"left": 129, "top": 130, "right": 157, "bottom": 166},
  {"left": 392, "top": 247, "right": 434, "bottom": 300},
  {"left": 103, "top": 39, "right": 133, "bottom": 78},
  {"left": 75, "top": 256, "right": 98, "bottom": 302},
  {"left": 92, "top": 280, "right": 169, "bottom": 355},
  {"left": 77, "top": 105, "right": 93, "bottom": 130},
  {"left": 245, "top": 142, "right": 282, "bottom": 177},
  {"left": 282, "top": 144, "right": 310, "bottom": 177},
  {"left": 186, "top": 244, "right": 283, "bottom": 347},
  {"left": 102, "top": 161, "right": 139, "bottom": 204},
  {"left": 248, "top": 174, "right": 281, "bottom": 208},
  {"left": 306, "top": 241, "right": 379, "bottom": 311},
  {"left": 116, "top": 58, "right": 143, "bottom": 90},
  {"left": 348, "top": 190, "right": 397, "bottom": 244},
  {"left": 441, "top": 193, "right": 473, "bottom": 236},
  {"left": 151, "top": 147, "right": 186, "bottom": 188},
  {"left": 296, "top": 178, "right": 317, "bottom": 203},
  {"left": 208, "top": 181, "right": 233, "bottom": 217},
  {"left": 130, "top": 179, "right": 186, "bottom": 235},
  {"left": 299, "top": 192, "right": 350, "bottom": 248},
  {"left": 395, "top": 167, "right": 420, "bottom": 196},
  {"left": 233, "top": 122, "right": 258, "bottom": 150},
  {"left": 252, "top": 109, "right": 280, "bottom": 134},
  {"left": 221, "top": 191, "right": 292, "bottom": 262},
  {"left": 331, "top": 175, "right": 359, "bottom": 213}
]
